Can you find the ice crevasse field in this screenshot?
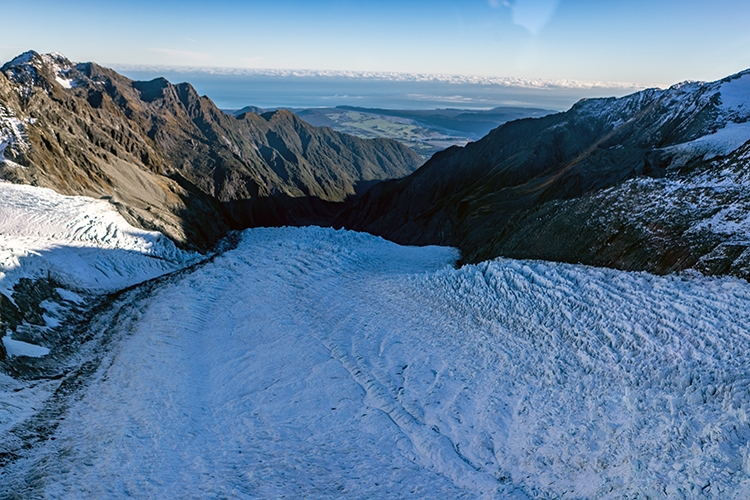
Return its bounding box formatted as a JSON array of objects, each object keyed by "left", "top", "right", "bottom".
[{"left": 2, "top": 182, "right": 750, "bottom": 498}]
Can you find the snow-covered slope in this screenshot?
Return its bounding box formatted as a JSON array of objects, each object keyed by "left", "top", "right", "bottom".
[
  {"left": 0, "top": 181, "right": 198, "bottom": 364},
  {"left": 5, "top": 226, "right": 750, "bottom": 498},
  {"left": 0, "top": 181, "right": 197, "bottom": 296},
  {"left": 629, "top": 70, "right": 750, "bottom": 164},
  {"left": 573, "top": 69, "right": 750, "bottom": 154},
  {"left": 0, "top": 182, "right": 199, "bottom": 443}
]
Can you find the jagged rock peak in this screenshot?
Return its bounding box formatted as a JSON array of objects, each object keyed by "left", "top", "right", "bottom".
[
  {"left": 0, "top": 50, "right": 424, "bottom": 252},
  {"left": 1, "top": 51, "right": 41, "bottom": 70},
  {"left": 2, "top": 50, "right": 83, "bottom": 91},
  {"left": 2, "top": 50, "right": 74, "bottom": 72}
]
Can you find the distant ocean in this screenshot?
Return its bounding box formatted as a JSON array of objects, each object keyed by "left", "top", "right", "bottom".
[{"left": 116, "top": 69, "right": 643, "bottom": 112}]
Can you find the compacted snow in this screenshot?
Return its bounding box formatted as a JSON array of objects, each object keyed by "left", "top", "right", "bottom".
[{"left": 4, "top": 226, "right": 750, "bottom": 498}]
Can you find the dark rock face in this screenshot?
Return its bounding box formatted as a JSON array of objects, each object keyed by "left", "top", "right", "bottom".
[
  {"left": 0, "top": 292, "right": 22, "bottom": 328},
  {"left": 339, "top": 73, "right": 750, "bottom": 279},
  {"left": 0, "top": 51, "right": 422, "bottom": 251},
  {"left": 0, "top": 278, "right": 70, "bottom": 361},
  {"left": 10, "top": 278, "right": 61, "bottom": 328},
  {"left": 0, "top": 293, "right": 22, "bottom": 360}
]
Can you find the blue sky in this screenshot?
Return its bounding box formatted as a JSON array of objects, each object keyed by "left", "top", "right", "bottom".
[{"left": 2, "top": 0, "right": 749, "bottom": 86}]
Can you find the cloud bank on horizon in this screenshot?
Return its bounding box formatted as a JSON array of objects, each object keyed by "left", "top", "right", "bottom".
[{"left": 112, "top": 64, "right": 647, "bottom": 91}]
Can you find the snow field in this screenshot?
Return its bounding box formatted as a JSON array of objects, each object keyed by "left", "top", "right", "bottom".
[
  {"left": 664, "top": 81, "right": 750, "bottom": 159},
  {"left": 719, "top": 71, "right": 750, "bottom": 120},
  {"left": 667, "top": 71, "right": 750, "bottom": 158},
  {"left": 7, "top": 226, "right": 750, "bottom": 498},
  {"left": 665, "top": 121, "right": 750, "bottom": 161}
]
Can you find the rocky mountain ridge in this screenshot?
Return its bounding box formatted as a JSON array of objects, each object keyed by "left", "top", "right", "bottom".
[
  {"left": 0, "top": 51, "right": 422, "bottom": 251},
  {"left": 339, "top": 69, "right": 750, "bottom": 279}
]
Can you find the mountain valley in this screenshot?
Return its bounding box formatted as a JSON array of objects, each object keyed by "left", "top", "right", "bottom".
[
  {"left": 238, "top": 105, "right": 553, "bottom": 159},
  {"left": 2, "top": 50, "right": 750, "bottom": 498},
  {"left": 0, "top": 51, "right": 421, "bottom": 252}
]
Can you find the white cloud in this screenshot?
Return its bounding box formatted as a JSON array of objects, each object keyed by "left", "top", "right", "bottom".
[
  {"left": 510, "top": 0, "right": 560, "bottom": 35},
  {"left": 489, "top": 0, "right": 560, "bottom": 35}
]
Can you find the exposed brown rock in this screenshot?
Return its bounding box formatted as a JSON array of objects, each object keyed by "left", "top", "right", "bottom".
[{"left": 0, "top": 52, "right": 422, "bottom": 251}]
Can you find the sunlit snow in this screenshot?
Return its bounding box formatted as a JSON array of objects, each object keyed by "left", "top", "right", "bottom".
[
  {"left": 0, "top": 183, "right": 200, "bottom": 435},
  {"left": 54, "top": 76, "right": 74, "bottom": 89},
  {"left": 0, "top": 182, "right": 198, "bottom": 296},
  {"left": 719, "top": 71, "right": 750, "bottom": 118},
  {"left": 665, "top": 121, "right": 750, "bottom": 160},
  {"left": 3, "top": 51, "right": 750, "bottom": 498}
]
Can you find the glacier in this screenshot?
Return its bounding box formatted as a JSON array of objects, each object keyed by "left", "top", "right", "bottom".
[
  {"left": 3, "top": 223, "right": 750, "bottom": 498},
  {"left": 0, "top": 182, "right": 200, "bottom": 440},
  {"left": 0, "top": 181, "right": 198, "bottom": 298}
]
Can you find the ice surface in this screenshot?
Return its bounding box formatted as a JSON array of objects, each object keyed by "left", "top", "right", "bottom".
[
  {"left": 5, "top": 226, "right": 750, "bottom": 498},
  {"left": 0, "top": 182, "right": 200, "bottom": 458},
  {"left": 0, "top": 372, "right": 61, "bottom": 435},
  {"left": 0, "top": 182, "right": 198, "bottom": 296}
]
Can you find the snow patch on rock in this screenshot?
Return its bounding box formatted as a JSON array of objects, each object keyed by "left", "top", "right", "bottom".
[
  {"left": 2, "top": 51, "right": 82, "bottom": 93},
  {"left": 3, "top": 51, "right": 36, "bottom": 69},
  {"left": 41, "top": 53, "right": 80, "bottom": 89},
  {"left": 2, "top": 337, "right": 50, "bottom": 358},
  {"left": 0, "top": 106, "right": 31, "bottom": 168},
  {"left": 664, "top": 121, "right": 750, "bottom": 160}
]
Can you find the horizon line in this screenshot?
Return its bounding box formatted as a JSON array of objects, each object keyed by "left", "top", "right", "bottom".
[{"left": 109, "top": 63, "right": 658, "bottom": 92}]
